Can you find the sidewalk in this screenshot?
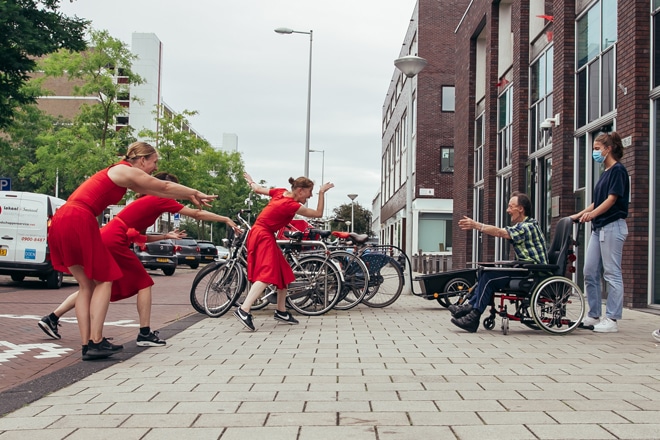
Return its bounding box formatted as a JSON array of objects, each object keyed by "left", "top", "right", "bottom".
[{"left": 1, "top": 293, "right": 659, "bottom": 440}]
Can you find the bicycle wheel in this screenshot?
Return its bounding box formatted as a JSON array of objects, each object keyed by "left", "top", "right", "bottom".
[
  {"left": 203, "top": 261, "right": 245, "bottom": 317},
  {"left": 330, "top": 250, "right": 369, "bottom": 311},
  {"left": 189, "top": 260, "right": 225, "bottom": 314},
  {"left": 361, "top": 256, "right": 404, "bottom": 308},
  {"left": 436, "top": 277, "right": 473, "bottom": 308},
  {"left": 286, "top": 255, "right": 342, "bottom": 316}
]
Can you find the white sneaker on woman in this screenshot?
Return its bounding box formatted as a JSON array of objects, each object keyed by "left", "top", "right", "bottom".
[{"left": 593, "top": 317, "right": 618, "bottom": 333}]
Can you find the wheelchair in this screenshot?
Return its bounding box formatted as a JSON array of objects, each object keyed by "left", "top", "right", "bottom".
[{"left": 478, "top": 216, "right": 585, "bottom": 335}]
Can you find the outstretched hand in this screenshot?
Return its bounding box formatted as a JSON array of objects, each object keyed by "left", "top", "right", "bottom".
[
  {"left": 190, "top": 192, "right": 217, "bottom": 208},
  {"left": 319, "top": 182, "right": 335, "bottom": 193},
  {"left": 165, "top": 229, "right": 187, "bottom": 240}
]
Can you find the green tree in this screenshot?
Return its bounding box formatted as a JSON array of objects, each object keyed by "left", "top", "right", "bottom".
[
  {"left": 0, "top": 0, "right": 87, "bottom": 128},
  {"left": 332, "top": 202, "right": 372, "bottom": 235}
]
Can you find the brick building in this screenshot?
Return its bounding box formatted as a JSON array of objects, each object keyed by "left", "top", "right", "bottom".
[
  {"left": 451, "top": 0, "right": 657, "bottom": 309},
  {"left": 380, "top": 0, "right": 470, "bottom": 257}
]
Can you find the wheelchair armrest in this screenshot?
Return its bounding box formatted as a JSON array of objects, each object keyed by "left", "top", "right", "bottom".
[
  {"left": 477, "top": 260, "right": 520, "bottom": 268},
  {"left": 520, "top": 263, "right": 559, "bottom": 273},
  {"left": 480, "top": 267, "right": 530, "bottom": 275}
]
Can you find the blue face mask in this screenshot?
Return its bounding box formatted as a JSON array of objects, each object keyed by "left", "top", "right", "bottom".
[{"left": 592, "top": 150, "right": 607, "bottom": 163}]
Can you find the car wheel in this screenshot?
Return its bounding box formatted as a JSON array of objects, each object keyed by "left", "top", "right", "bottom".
[
  {"left": 10, "top": 274, "right": 25, "bottom": 282},
  {"left": 190, "top": 263, "right": 199, "bottom": 269},
  {"left": 45, "top": 270, "right": 63, "bottom": 289},
  {"left": 162, "top": 267, "right": 175, "bottom": 276}
]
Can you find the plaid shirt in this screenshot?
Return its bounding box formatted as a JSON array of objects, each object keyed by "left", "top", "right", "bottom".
[{"left": 505, "top": 217, "right": 548, "bottom": 264}]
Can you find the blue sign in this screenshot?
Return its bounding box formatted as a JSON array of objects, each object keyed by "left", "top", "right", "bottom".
[
  {"left": 173, "top": 213, "right": 180, "bottom": 220},
  {"left": 0, "top": 178, "right": 10, "bottom": 191},
  {"left": 24, "top": 249, "right": 36, "bottom": 260}
]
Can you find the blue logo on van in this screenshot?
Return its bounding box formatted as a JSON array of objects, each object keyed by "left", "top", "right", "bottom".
[{"left": 24, "top": 249, "right": 36, "bottom": 260}]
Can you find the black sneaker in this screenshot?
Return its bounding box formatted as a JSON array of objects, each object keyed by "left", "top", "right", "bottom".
[
  {"left": 38, "top": 315, "right": 61, "bottom": 339},
  {"left": 137, "top": 330, "right": 166, "bottom": 347},
  {"left": 274, "top": 310, "right": 299, "bottom": 325},
  {"left": 85, "top": 337, "right": 123, "bottom": 360},
  {"left": 233, "top": 308, "right": 255, "bottom": 331},
  {"left": 448, "top": 303, "right": 472, "bottom": 318},
  {"left": 451, "top": 309, "right": 481, "bottom": 333}
]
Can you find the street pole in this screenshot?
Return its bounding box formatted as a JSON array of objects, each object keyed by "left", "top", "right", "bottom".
[{"left": 347, "top": 193, "right": 358, "bottom": 233}]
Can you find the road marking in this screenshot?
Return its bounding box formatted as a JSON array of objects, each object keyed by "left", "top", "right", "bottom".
[
  {"left": 0, "top": 314, "right": 139, "bottom": 327},
  {"left": 0, "top": 341, "right": 74, "bottom": 363}
]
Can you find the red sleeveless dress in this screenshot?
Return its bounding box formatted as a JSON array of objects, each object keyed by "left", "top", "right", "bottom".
[
  {"left": 102, "top": 196, "right": 183, "bottom": 301},
  {"left": 246, "top": 188, "right": 301, "bottom": 289},
  {"left": 48, "top": 161, "right": 131, "bottom": 282}
]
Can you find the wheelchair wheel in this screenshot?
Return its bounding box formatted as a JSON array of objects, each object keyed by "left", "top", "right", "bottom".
[
  {"left": 436, "top": 277, "right": 473, "bottom": 308},
  {"left": 483, "top": 315, "right": 495, "bottom": 330},
  {"left": 530, "top": 276, "right": 585, "bottom": 335},
  {"left": 501, "top": 317, "right": 509, "bottom": 335}
]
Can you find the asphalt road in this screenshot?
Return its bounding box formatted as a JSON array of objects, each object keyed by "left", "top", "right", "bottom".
[{"left": 0, "top": 266, "right": 207, "bottom": 398}]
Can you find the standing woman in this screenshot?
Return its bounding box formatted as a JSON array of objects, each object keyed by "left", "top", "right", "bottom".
[
  {"left": 234, "top": 172, "right": 334, "bottom": 331},
  {"left": 571, "top": 132, "right": 629, "bottom": 333},
  {"left": 48, "top": 142, "right": 216, "bottom": 359}
]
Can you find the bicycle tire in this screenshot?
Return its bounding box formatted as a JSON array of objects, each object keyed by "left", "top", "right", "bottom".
[
  {"left": 203, "top": 261, "right": 245, "bottom": 317},
  {"left": 286, "top": 255, "right": 342, "bottom": 316},
  {"left": 361, "top": 257, "right": 404, "bottom": 308},
  {"left": 189, "top": 260, "right": 225, "bottom": 314},
  {"left": 330, "top": 250, "right": 369, "bottom": 311}
]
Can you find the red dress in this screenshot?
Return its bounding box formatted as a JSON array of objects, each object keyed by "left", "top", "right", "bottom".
[
  {"left": 48, "top": 162, "right": 132, "bottom": 282},
  {"left": 246, "top": 188, "right": 301, "bottom": 289},
  {"left": 101, "top": 196, "right": 183, "bottom": 302}
]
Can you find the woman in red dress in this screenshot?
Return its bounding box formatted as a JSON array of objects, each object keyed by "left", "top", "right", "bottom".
[
  {"left": 234, "top": 172, "right": 334, "bottom": 331},
  {"left": 48, "top": 142, "right": 216, "bottom": 359},
  {"left": 41, "top": 172, "right": 240, "bottom": 355}
]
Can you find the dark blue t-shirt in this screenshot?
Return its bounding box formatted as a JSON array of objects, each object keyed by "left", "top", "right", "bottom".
[{"left": 592, "top": 161, "right": 629, "bottom": 229}]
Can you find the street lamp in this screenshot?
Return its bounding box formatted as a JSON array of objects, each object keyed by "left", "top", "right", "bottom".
[
  {"left": 309, "top": 148, "right": 325, "bottom": 218},
  {"left": 275, "top": 27, "right": 313, "bottom": 179},
  {"left": 394, "top": 55, "right": 427, "bottom": 260},
  {"left": 347, "top": 193, "right": 358, "bottom": 233}
]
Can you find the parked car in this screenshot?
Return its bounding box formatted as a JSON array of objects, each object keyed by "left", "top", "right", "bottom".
[
  {"left": 133, "top": 236, "right": 177, "bottom": 276},
  {"left": 173, "top": 238, "right": 201, "bottom": 269},
  {"left": 197, "top": 240, "right": 218, "bottom": 264},
  {"left": 0, "top": 191, "right": 67, "bottom": 289},
  {"left": 215, "top": 245, "right": 230, "bottom": 260}
]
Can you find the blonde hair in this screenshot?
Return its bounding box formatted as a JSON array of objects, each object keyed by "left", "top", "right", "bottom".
[
  {"left": 288, "top": 176, "right": 314, "bottom": 190},
  {"left": 124, "top": 142, "right": 157, "bottom": 161}
]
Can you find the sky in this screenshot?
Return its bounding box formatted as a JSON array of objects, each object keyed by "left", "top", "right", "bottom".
[{"left": 57, "top": 0, "right": 417, "bottom": 215}]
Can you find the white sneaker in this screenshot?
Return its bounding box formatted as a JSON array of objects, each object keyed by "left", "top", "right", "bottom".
[
  {"left": 582, "top": 316, "right": 600, "bottom": 327},
  {"left": 593, "top": 317, "right": 618, "bottom": 333},
  {"left": 652, "top": 329, "right": 660, "bottom": 342}
]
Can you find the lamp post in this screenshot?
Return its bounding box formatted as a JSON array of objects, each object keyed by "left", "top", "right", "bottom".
[
  {"left": 275, "top": 27, "right": 313, "bottom": 179},
  {"left": 347, "top": 193, "right": 358, "bottom": 233},
  {"left": 309, "top": 148, "right": 325, "bottom": 219},
  {"left": 394, "top": 55, "right": 427, "bottom": 260}
]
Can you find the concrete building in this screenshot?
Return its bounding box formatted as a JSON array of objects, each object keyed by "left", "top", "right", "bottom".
[
  {"left": 222, "top": 133, "right": 239, "bottom": 152},
  {"left": 452, "top": 0, "right": 656, "bottom": 309},
  {"left": 380, "top": 0, "right": 469, "bottom": 256}
]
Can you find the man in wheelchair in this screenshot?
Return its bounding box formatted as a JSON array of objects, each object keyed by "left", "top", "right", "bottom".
[{"left": 450, "top": 192, "right": 548, "bottom": 332}]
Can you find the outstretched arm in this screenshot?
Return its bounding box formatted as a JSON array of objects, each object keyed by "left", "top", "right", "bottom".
[
  {"left": 244, "top": 171, "right": 270, "bottom": 196},
  {"left": 296, "top": 182, "right": 334, "bottom": 218},
  {"left": 179, "top": 207, "right": 242, "bottom": 235}
]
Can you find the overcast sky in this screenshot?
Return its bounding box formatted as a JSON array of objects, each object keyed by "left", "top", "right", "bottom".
[{"left": 58, "top": 0, "right": 417, "bottom": 214}]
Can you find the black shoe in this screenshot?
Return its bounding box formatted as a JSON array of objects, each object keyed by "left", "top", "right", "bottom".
[
  {"left": 85, "top": 337, "right": 123, "bottom": 360},
  {"left": 451, "top": 309, "right": 481, "bottom": 333},
  {"left": 137, "top": 330, "right": 166, "bottom": 347},
  {"left": 38, "top": 315, "right": 61, "bottom": 339},
  {"left": 234, "top": 308, "right": 255, "bottom": 331},
  {"left": 274, "top": 310, "right": 299, "bottom": 325},
  {"left": 448, "top": 303, "right": 472, "bottom": 318},
  {"left": 82, "top": 345, "right": 90, "bottom": 361}
]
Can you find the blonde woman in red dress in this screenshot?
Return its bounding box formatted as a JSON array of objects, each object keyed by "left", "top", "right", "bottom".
[
  {"left": 48, "top": 142, "right": 216, "bottom": 359},
  {"left": 234, "top": 172, "right": 334, "bottom": 331}
]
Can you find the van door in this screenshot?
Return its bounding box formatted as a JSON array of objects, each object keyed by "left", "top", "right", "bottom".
[
  {"left": 15, "top": 194, "right": 49, "bottom": 264},
  {"left": 0, "top": 192, "right": 22, "bottom": 261}
]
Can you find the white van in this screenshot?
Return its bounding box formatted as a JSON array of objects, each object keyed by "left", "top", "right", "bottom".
[{"left": 0, "top": 191, "right": 67, "bottom": 288}]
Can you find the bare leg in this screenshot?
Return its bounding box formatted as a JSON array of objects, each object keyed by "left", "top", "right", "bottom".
[
  {"left": 68, "top": 265, "right": 96, "bottom": 345},
  {"left": 135, "top": 287, "right": 152, "bottom": 328},
  {"left": 53, "top": 291, "right": 79, "bottom": 318},
  {"left": 240, "top": 281, "right": 267, "bottom": 313},
  {"left": 89, "top": 281, "right": 112, "bottom": 343},
  {"left": 276, "top": 288, "right": 287, "bottom": 312}
]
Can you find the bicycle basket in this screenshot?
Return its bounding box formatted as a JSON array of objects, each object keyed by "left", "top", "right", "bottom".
[{"left": 361, "top": 251, "right": 391, "bottom": 275}]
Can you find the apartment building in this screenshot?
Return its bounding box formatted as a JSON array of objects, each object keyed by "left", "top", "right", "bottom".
[
  {"left": 380, "top": 0, "right": 469, "bottom": 257},
  {"left": 452, "top": 0, "right": 655, "bottom": 309}
]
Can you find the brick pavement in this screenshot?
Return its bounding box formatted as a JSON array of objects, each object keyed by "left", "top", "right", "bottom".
[
  {"left": 0, "top": 268, "right": 201, "bottom": 394},
  {"left": 0, "top": 288, "right": 659, "bottom": 439}
]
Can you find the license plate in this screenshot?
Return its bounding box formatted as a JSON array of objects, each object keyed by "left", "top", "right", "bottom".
[
  {"left": 204, "top": 256, "right": 214, "bottom": 260},
  {"left": 185, "top": 256, "right": 195, "bottom": 260},
  {"left": 0, "top": 249, "right": 6, "bottom": 256},
  {"left": 156, "top": 258, "right": 169, "bottom": 263}
]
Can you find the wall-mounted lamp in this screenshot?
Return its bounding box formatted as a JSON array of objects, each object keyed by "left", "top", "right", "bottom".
[
  {"left": 541, "top": 114, "right": 561, "bottom": 130},
  {"left": 618, "top": 83, "right": 628, "bottom": 95}
]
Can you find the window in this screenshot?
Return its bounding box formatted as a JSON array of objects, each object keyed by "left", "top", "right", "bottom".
[
  {"left": 440, "top": 147, "right": 454, "bottom": 173},
  {"left": 576, "top": 0, "right": 617, "bottom": 127},
  {"left": 497, "top": 87, "right": 513, "bottom": 170},
  {"left": 529, "top": 46, "right": 554, "bottom": 153},
  {"left": 441, "top": 86, "right": 455, "bottom": 112},
  {"left": 418, "top": 213, "right": 453, "bottom": 253},
  {"left": 474, "top": 113, "right": 484, "bottom": 182}
]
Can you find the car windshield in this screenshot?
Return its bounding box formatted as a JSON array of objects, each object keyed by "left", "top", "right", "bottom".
[{"left": 175, "top": 239, "right": 197, "bottom": 246}]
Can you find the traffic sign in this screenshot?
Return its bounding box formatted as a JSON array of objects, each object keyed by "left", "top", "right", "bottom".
[{"left": 0, "top": 178, "right": 10, "bottom": 191}]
